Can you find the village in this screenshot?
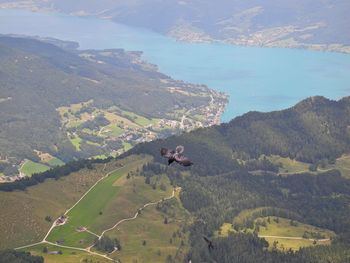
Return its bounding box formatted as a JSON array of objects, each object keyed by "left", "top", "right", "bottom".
[{"left": 0, "top": 84, "right": 227, "bottom": 183}]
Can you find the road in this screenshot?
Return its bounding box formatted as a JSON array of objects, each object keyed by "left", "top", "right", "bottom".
[{"left": 259, "top": 235, "right": 330, "bottom": 242}]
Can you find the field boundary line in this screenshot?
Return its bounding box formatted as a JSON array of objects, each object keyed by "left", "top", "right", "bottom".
[{"left": 15, "top": 242, "right": 44, "bottom": 250}]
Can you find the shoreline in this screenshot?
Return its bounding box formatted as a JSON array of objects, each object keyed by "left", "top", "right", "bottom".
[{"left": 1, "top": 6, "right": 350, "bottom": 55}]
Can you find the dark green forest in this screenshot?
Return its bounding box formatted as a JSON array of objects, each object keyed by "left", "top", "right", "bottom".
[{"left": 0, "top": 250, "right": 43, "bottom": 263}]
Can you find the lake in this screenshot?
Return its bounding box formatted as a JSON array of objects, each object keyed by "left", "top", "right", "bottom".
[{"left": 1, "top": 9, "right": 349, "bottom": 121}]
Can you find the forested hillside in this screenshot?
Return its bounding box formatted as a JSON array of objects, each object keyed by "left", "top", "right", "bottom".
[
  {"left": 0, "top": 36, "right": 224, "bottom": 178},
  {"left": 129, "top": 97, "right": 350, "bottom": 262},
  {"left": 2, "top": 0, "right": 350, "bottom": 53},
  {"left": 129, "top": 96, "right": 350, "bottom": 175}
]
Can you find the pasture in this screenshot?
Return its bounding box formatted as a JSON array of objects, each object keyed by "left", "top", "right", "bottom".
[
  {"left": 121, "top": 110, "right": 158, "bottom": 127},
  {"left": 46, "top": 157, "right": 65, "bottom": 167},
  {"left": 23, "top": 243, "right": 110, "bottom": 263},
  {"left": 268, "top": 155, "right": 310, "bottom": 174},
  {"left": 257, "top": 217, "right": 335, "bottom": 251},
  {"left": 20, "top": 160, "right": 50, "bottom": 176},
  {"left": 46, "top": 155, "right": 173, "bottom": 249},
  {"left": 69, "top": 136, "right": 82, "bottom": 151},
  {"left": 0, "top": 162, "right": 110, "bottom": 249},
  {"left": 109, "top": 190, "right": 190, "bottom": 263}
]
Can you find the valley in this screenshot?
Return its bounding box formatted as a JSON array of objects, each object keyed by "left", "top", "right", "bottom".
[{"left": 0, "top": 35, "right": 227, "bottom": 182}]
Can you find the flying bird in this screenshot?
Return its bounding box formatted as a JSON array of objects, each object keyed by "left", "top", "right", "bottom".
[
  {"left": 160, "top": 145, "right": 193, "bottom": 167},
  {"left": 203, "top": 236, "right": 215, "bottom": 251}
]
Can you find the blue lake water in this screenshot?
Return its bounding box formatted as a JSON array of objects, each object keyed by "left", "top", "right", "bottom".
[{"left": 1, "top": 9, "right": 349, "bottom": 121}]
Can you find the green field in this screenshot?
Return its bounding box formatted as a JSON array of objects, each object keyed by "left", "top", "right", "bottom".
[
  {"left": 23, "top": 243, "right": 110, "bottom": 263},
  {"left": 86, "top": 140, "right": 101, "bottom": 147},
  {"left": 257, "top": 217, "right": 335, "bottom": 251},
  {"left": 122, "top": 110, "right": 158, "bottom": 126},
  {"left": 91, "top": 154, "right": 109, "bottom": 160},
  {"left": 20, "top": 160, "right": 50, "bottom": 176},
  {"left": 268, "top": 155, "right": 310, "bottom": 175},
  {"left": 268, "top": 154, "right": 350, "bottom": 179},
  {"left": 103, "top": 124, "right": 125, "bottom": 137},
  {"left": 232, "top": 206, "right": 279, "bottom": 227},
  {"left": 47, "top": 156, "right": 154, "bottom": 248},
  {"left": 109, "top": 189, "right": 190, "bottom": 263},
  {"left": 69, "top": 136, "right": 82, "bottom": 151},
  {"left": 215, "top": 223, "right": 236, "bottom": 237},
  {"left": 217, "top": 216, "right": 335, "bottom": 251},
  {"left": 0, "top": 163, "right": 110, "bottom": 249},
  {"left": 47, "top": 157, "right": 65, "bottom": 167},
  {"left": 123, "top": 142, "right": 133, "bottom": 152}
]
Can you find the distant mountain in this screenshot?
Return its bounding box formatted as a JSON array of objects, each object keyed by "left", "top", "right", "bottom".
[
  {"left": 0, "top": 36, "right": 225, "bottom": 177},
  {"left": 129, "top": 96, "right": 350, "bottom": 175},
  {"left": 2, "top": 0, "right": 350, "bottom": 52}
]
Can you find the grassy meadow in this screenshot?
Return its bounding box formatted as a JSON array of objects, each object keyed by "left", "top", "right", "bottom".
[
  {"left": 257, "top": 217, "right": 334, "bottom": 251},
  {"left": 267, "top": 156, "right": 310, "bottom": 174},
  {"left": 23, "top": 243, "right": 110, "bottom": 263},
  {"left": 0, "top": 162, "right": 111, "bottom": 249},
  {"left": 20, "top": 160, "right": 50, "bottom": 176},
  {"left": 46, "top": 157, "right": 65, "bottom": 167},
  {"left": 109, "top": 189, "right": 190, "bottom": 263},
  {"left": 46, "top": 156, "right": 152, "bottom": 247}
]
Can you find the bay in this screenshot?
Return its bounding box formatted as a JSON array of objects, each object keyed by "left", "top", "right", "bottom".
[{"left": 0, "top": 9, "right": 349, "bottom": 121}]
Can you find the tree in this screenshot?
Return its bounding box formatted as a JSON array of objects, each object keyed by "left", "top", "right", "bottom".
[
  {"left": 309, "top": 163, "right": 318, "bottom": 172},
  {"left": 94, "top": 236, "right": 121, "bottom": 253},
  {"left": 160, "top": 183, "right": 167, "bottom": 191}
]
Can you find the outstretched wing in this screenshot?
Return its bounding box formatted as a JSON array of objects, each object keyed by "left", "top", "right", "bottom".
[
  {"left": 176, "top": 145, "right": 185, "bottom": 154},
  {"left": 175, "top": 154, "right": 193, "bottom": 166},
  {"left": 160, "top": 148, "right": 175, "bottom": 158},
  {"left": 203, "top": 236, "right": 214, "bottom": 250},
  {"left": 203, "top": 236, "right": 210, "bottom": 243}
]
